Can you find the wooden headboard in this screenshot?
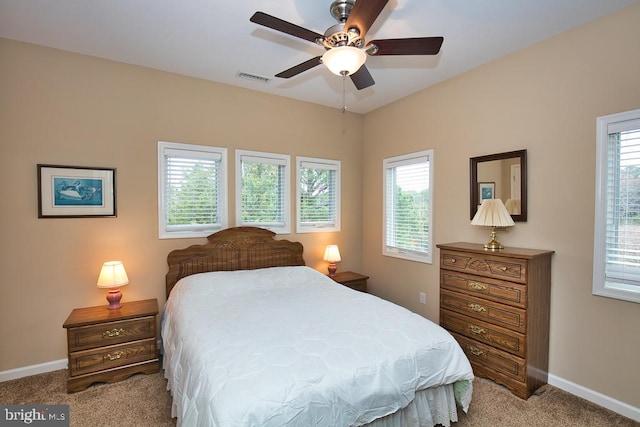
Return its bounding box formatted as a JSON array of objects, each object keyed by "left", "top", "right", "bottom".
[{"left": 166, "top": 226, "right": 305, "bottom": 297}]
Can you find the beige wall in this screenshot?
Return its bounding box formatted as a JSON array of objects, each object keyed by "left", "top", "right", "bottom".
[
  {"left": 1, "top": 1, "right": 639, "bottom": 413},
  {"left": 362, "top": 3, "right": 640, "bottom": 408},
  {"left": 0, "top": 38, "right": 363, "bottom": 371}
]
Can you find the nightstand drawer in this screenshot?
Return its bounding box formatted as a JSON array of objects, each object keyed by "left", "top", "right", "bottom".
[
  {"left": 440, "top": 289, "right": 526, "bottom": 333},
  {"left": 331, "top": 271, "right": 369, "bottom": 292},
  {"left": 67, "top": 316, "right": 156, "bottom": 352},
  {"left": 440, "top": 250, "right": 527, "bottom": 284},
  {"left": 440, "top": 309, "right": 525, "bottom": 357},
  {"left": 68, "top": 338, "right": 157, "bottom": 376}
]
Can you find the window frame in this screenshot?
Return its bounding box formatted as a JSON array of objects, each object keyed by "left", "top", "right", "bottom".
[
  {"left": 157, "top": 141, "right": 228, "bottom": 239},
  {"left": 382, "top": 149, "right": 434, "bottom": 264},
  {"left": 296, "top": 156, "right": 341, "bottom": 233},
  {"left": 235, "top": 149, "right": 291, "bottom": 234},
  {"left": 593, "top": 108, "right": 640, "bottom": 303}
]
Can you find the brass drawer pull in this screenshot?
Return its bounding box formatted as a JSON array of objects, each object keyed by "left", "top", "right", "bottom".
[
  {"left": 468, "top": 345, "right": 484, "bottom": 356},
  {"left": 469, "top": 325, "right": 486, "bottom": 335},
  {"left": 449, "top": 258, "right": 456, "bottom": 263},
  {"left": 468, "top": 282, "right": 487, "bottom": 291},
  {"left": 102, "top": 328, "right": 125, "bottom": 338},
  {"left": 468, "top": 303, "right": 487, "bottom": 313},
  {"left": 104, "top": 351, "right": 125, "bottom": 361},
  {"left": 500, "top": 266, "right": 507, "bottom": 271}
]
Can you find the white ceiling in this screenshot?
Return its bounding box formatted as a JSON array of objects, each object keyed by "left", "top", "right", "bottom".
[{"left": 1, "top": 0, "right": 637, "bottom": 114}]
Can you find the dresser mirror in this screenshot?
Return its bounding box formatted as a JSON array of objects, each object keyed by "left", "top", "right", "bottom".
[{"left": 470, "top": 149, "right": 527, "bottom": 222}]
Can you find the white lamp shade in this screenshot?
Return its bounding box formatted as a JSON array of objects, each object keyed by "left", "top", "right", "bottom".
[
  {"left": 322, "top": 46, "right": 366, "bottom": 76},
  {"left": 471, "top": 199, "right": 515, "bottom": 227},
  {"left": 97, "top": 261, "right": 129, "bottom": 289},
  {"left": 323, "top": 245, "right": 342, "bottom": 262},
  {"left": 504, "top": 198, "right": 521, "bottom": 215}
]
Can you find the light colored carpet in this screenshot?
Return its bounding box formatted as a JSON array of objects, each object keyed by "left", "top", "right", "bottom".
[{"left": 0, "top": 370, "right": 637, "bottom": 426}]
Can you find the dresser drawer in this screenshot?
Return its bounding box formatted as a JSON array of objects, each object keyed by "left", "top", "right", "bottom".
[
  {"left": 440, "top": 289, "right": 526, "bottom": 333},
  {"left": 67, "top": 316, "right": 156, "bottom": 352},
  {"left": 68, "top": 338, "right": 157, "bottom": 376},
  {"left": 441, "top": 271, "right": 527, "bottom": 309},
  {"left": 440, "top": 309, "right": 525, "bottom": 357},
  {"left": 440, "top": 250, "right": 528, "bottom": 284},
  {"left": 451, "top": 332, "right": 526, "bottom": 383}
]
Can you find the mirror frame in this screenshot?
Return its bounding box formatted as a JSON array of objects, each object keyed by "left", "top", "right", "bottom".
[{"left": 470, "top": 149, "right": 527, "bottom": 222}]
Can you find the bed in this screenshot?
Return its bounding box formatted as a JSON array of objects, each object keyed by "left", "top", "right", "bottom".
[{"left": 162, "top": 227, "right": 474, "bottom": 426}]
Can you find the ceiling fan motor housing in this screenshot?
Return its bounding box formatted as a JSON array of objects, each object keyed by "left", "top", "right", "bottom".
[{"left": 322, "top": 23, "right": 363, "bottom": 49}]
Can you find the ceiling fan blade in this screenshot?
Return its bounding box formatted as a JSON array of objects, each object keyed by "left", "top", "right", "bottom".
[
  {"left": 350, "top": 65, "right": 375, "bottom": 90},
  {"left": 275, "top": 56, "right": 323, "bottom": 78},
  {"left": 250, "top": 11, "right": 323, "bottom": 44},
  {"left": 368, "top": 37, "right": 444, "bottom": 56},
  {"left": 344, "top": 0, "right": 389, "bottom": 38}
]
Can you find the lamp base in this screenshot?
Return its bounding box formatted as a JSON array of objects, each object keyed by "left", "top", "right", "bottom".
[
  {"left": 106, "top": 288, "right": 122, "bottom": 310},
  {"left": 327, "top": 262, "right": 337, "bottom": 278},
  {"left": 484, "top": 228, "right": 504, "bottom": 251}
]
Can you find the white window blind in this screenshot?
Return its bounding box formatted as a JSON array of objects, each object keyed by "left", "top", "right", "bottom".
[
  {"left": 236, "top": 150, "right": 290, "bottom": 234},
  {"left": 594, "top": 109, "right": 640, "bottom": 303},
  {"left": 297, "top": 157, "right": 341, "bottom": 233},
  {"left": 158, "top": 141, "right": 227, "bottom": 239},
  {"left": 383, "top": 150, "right": 433, "bottom": 264}
]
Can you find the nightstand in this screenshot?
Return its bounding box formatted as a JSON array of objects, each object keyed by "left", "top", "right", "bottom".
[
  {"left": 62, "top": 298, "right": 160, "bottom": 393},
  {"left": 330, "top": 271, "right": 369, "bottom": 292}
]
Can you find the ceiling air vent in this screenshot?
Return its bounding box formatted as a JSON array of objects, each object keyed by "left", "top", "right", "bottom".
[{"left": 236, "top": 72, "right": 271, "bottom": 84}]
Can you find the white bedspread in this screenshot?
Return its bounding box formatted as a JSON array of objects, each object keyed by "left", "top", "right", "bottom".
[{"left": 162, "top": 266, "right": 473, "bottom": 427}]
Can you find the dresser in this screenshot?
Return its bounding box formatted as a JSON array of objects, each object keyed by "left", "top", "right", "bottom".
[
  {"left": 436, "top": 242, "right": 554, "bottom": 399},
  {"left": 63, "top": 298, "right": 160, "bottom": 393}
]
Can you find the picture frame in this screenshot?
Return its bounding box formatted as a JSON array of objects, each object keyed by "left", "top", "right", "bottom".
[
  {"left": 478, "top": 182, "right": 495, "bottom": 202},
  {"left": 37, "top": 164, "right": 117, "bottom": 218}
]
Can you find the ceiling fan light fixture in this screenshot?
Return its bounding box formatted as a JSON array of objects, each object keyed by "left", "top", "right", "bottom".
[{"left": 322, "top": 46, "right": 366, "bottom": 76}]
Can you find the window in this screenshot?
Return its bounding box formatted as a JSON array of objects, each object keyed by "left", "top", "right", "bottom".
[
  {"left": 236, "top": 150, "right": 290, "bottom": 234},
  {"left": 157, "top": 141, "right": 227, "bottom": 239},
  {"left": 383, "top": 150, "right": 434, "bottom": 263},
  {"left": 296, "top": 157, "right": 341, "bottom": 233},
  {"left": 594, "top": 108, "right": 640, "bottom": 303}
]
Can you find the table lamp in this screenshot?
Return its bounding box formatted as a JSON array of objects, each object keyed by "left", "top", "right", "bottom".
[
  {"left": 97, "top": 261, "right": 129, "bottom": 309},
  {"left": 471, "top": 199, "right": 515, "bottom": 250},
  {"left": 323, "top": 245, "right": 341, "bottom": 277}
]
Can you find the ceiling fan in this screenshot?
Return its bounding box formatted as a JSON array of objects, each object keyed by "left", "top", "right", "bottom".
[{"left": 249, "top": 0, "right": 444, "bottom": 90}]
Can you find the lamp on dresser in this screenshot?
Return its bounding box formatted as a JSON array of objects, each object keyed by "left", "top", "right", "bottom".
[
  {"left": 323, "top": 245, "right": 341, "bottom": 277},
  {"left": 471, "top": 199, "right": 515, "bottom": 250},
  {"left": 96, "top": 261, "right": 129, "bottom": 309}
]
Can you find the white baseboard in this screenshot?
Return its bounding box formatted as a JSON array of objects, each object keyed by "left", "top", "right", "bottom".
[
  {"left": 0, "top": 359, "right": 67, "bottom": 382},
  {"left": 548, "top": 374, "right": 639, "bottom": 422}
]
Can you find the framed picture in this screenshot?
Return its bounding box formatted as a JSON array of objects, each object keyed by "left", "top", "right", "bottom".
[
  {"left": 37, "top": 164, "right": 116, "bottom": 218},
  {"left": 478, "top": 182, "right": 495, "bottom": 202}
]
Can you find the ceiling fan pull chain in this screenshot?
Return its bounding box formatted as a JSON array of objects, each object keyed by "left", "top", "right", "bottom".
[{"left": 341, "top": 73, "right": 347, "bottom": 113}]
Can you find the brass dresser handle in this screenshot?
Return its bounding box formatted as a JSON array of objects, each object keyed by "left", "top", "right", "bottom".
[
  {"left": 103, "top": 328, "right": 125, "bottom": 338},
  {"left": 468, "top": 345, "right": 484, "bottom": 356},
  {"left": 468, "top": 282, "right": 487, "bottom": 291},
  {"left": 468, "top": 303, "right": 487, "bottom": 313},
  {"left": 500, "top": 266, "right": 507, "bottom": 271},
  {"left": 469, "top": 325, "right": 486, "bottom": 335},
  {"left": 449, "top": 258, "right": 456, "bottom": 263},
  {"left": 104, "top": 351, "right": 125, "bottom": 361}
]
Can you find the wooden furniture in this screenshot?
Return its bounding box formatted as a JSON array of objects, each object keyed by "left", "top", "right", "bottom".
[
  {"left": 63, "top": 298, "right": 160, "bottom": 393},
  {"left": 166, "top": 226, "right": 304, "bottom": 296},
  {"left": 436, "top": 242, "right": 554, "bottom": 399},
  {"left": 330, "top": 271, "right": 369, "bottom": 292}
]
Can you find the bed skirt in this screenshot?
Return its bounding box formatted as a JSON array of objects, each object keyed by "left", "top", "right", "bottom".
[{"left": 364, "top": 382, "right": 470, "bottom": 427}]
